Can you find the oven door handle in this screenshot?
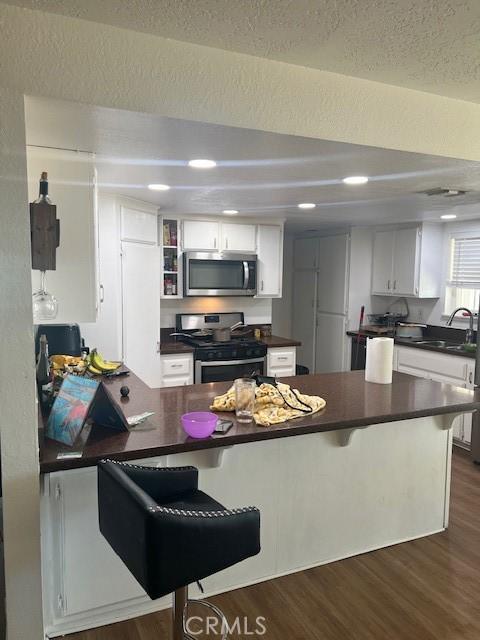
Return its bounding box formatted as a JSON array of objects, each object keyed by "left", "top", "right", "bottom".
[
  {"left": 198, "top": 357, "right": 265, "bottom": 367},
  {"left": 243, "top": 261, "right": 249, "bottom": 289}
]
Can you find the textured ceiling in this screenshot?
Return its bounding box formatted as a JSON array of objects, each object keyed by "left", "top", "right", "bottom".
[
  {"left": 7, "top": 0, "right": 480, "bottom": 103},
  {"left": 25, "top": 97, "right": 480, "bottom": 230}
]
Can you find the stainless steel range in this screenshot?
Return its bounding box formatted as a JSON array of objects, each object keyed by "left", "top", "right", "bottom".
[{"left": 173, "top": 312, "right": 267, "bottom": 384}]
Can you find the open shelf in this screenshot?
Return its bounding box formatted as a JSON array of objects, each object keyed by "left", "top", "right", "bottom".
[{"left": 162, "top": 220, "right": 180, "bottom": 297}]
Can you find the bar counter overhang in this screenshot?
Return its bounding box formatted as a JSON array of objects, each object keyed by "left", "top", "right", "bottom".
[{"left": 39, "top": 371, "right": 479, "bottom": 637}]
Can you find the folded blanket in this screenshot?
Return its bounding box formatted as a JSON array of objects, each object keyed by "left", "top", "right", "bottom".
[{"left": 210, "top": 382, "right": 326, "bottom": 427}]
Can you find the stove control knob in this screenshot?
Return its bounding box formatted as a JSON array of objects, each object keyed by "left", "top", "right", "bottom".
[
  {"left": 231, "top": 350, "right": 237, "bottom": 358},
  {"left": 216, "top": 351, "right": 223, "bottom": 359},
  {"left": 207, "top": 352, "right": 215, "bottom": 360},
  {"left": 246, "top": 349, "right": 253, "bottom": 357}
]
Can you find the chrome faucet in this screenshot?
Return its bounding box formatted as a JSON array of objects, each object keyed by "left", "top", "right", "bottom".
[{"left": 446, "top": 307, "right": 475, "bottom": 344}]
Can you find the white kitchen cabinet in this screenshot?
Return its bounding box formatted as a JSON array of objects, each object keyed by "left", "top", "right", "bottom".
[
  {"left": 256, "top": 224, "right": 283, "bottom": 297},
  {"left": 28, "top": 147, "right": 98, "bottom": 323},
  {"left": 267, "top": 346, "right": 296, "bottom": 378},
  {"left": 371, "top": 230, "right": 395, "bottom": 294},
  {"left": 293, "top": 237, "right": 318, "bottom": 270},
  {"left": 121, "top": 242, "right": 162, "bottom": 388},
  {"left": 394, "top": 345, "right": 474, "bottom": 445},
  {"left": 120, "top": 205, "right": 158, "bottom": 244},
  {"left": 371, "top": 224, "right": 442, "bottom": 297},
  {"left": 160, "top": 353, "right": 194, "bottom": 387},
  {"left": 41, "top": 465, "right": 170, "bottom": 637},
  {"left": 182, "top": 220, "right": 219, "bottom": 251},
  {"left": 220, "top": 223, "right": 256, "bottom": 252}
]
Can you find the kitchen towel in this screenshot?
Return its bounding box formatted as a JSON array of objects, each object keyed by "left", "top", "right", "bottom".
[{"left": 365, "top": 337, "right": 394, "bottom": 384}]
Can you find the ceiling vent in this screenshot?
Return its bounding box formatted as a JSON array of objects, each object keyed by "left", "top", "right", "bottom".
[{"left": 418, "top": 187, "right": 468, "bottom": 197}]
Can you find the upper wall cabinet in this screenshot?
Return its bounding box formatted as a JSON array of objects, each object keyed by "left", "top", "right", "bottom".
[
  {"left": 182, "top": 220, "right": 220, "bottom": 251},
  {"left": 28, "top": 147, "right": 98, "bottom": 323},
  {"left": 256, "top": 225, "right": 283, "bottom": 298},
  {"left": 182, "top": 220, "right": 257, "bottom": 253},
  {"left": 220, "top": 223, "right": 256, "bottom": 252},
  {"left": 120, "top": 205, "right": 158, "bottom": 244},
  {"left": 371, "top": 224, "right": 443, "bottom": 297}
]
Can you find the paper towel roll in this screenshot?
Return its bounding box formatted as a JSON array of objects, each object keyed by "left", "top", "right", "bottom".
[{"left": 365, "top": 337, "right": 394, "bottom": 384}]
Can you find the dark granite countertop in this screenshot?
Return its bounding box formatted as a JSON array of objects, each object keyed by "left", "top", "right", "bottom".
[
  {"left": 39, "top": 369, "right": 479, "bottom": 473},
  {"left": 160, "top": 330, "right": 301, "bottom": 354},
  {"left": 347, "top": 330, "right": 476, "bottom": 359}
]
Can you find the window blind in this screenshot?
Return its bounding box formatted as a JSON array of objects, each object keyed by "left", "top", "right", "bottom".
[{"left": 449, "top": 236, "right": 480, "bottom": 289}]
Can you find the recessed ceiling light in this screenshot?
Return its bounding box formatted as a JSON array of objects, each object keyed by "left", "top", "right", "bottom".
[
  {"left": 441, "top": 214, "right": 457, "bottom": 220},
  {"left": 223, "top": 209, "right": 238, "bottom": 215},
  {"left": 188, "top": 159, "right": 217, "bottom": 169},
  {"left": 343, "top": 176, "right": 369, "bottom": 185},
  {"left": 297, "top": 203, "right": 316, "bottom": 209},
  {"left": 148, "top": 183, "right": 170, "bottom": 191}
]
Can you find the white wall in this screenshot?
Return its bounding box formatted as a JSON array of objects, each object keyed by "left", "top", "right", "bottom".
[
  {"left": 2, "top": 3, "right": 480, "bottom": 162},
  {"left": 161, "top": 298, "right": 272, "bottom": 328},
  {"left": 28, "top": 147, "right": 98, "bottom": 323},
  {"left": 0, "top": 89, "right": 44, "bottom": 640}
]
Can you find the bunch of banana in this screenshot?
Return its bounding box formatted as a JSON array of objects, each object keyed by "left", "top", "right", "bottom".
[{"left": 87, "top": 349, "right": 122, "bottom": 375}]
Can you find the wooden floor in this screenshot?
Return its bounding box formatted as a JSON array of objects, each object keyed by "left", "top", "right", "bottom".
[{"left": 69, "top": 448, "right": 480, "bottom": 640}]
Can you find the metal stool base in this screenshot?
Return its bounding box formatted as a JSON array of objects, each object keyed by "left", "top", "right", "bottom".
[{"left": 173, "top": 587, "right": 228, "bottom": 640}]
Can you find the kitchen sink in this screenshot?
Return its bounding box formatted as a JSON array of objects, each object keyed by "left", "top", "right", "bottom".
[
  {"left": 414, "top": 340, "right": 476, "bottom": 353},
  {"left": 416, "top": 340, "right": 460, "bottom": 348}
]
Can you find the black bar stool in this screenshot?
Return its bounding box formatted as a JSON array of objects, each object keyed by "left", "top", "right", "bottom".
[{"left": 97, "top": 459, "right": 261, "bottom": 639}]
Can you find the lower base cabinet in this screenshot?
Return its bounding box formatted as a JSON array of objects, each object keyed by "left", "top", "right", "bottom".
[
  {"left": 160, "top": 354, "right": 194, "bottom": 387},
  {"left": 394, "top": 345, "right": 474, "bottom": 446},
  {"left": 266, "top": 347, "right": 296, "bottom": 378}
]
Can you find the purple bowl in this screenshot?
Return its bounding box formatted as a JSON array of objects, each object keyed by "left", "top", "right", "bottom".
[{"left": 181, "top": 412, "right": 218, "bottom": 439}]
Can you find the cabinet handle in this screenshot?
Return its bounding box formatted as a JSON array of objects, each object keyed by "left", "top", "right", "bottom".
[
  {"left": 171, "top": 364, "right": 182, "bottom": 368},
  {"left": 225, "top": 238, "right": 229, "bottom": 249},
  {"left": 387, "top": 280, "right": 391, "bottom": 290},
  {"left": 99, "top": 284, "right": 104, "bottom": 303},
  {"left": 469, "top": 371, "right": 473, "bottom": 384},
  {"left": 261, "top": 280, "right": 264, "bottom": 291},
  {"left": 156, "top": 341, "right": 161, "bottom": 353},
  {"left": 393, "top": 280, "right": 396, "bottom": 290},
  {"left": 277, "top": 356, "right": 288, "bottom": 361},
  {"left": 214, "top": 237, "right": 217, "bottom": 249}
]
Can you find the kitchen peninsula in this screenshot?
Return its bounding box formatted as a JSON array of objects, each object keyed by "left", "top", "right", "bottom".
[{"left": 40, "top": 371, "right": 479, "bottom": 636}]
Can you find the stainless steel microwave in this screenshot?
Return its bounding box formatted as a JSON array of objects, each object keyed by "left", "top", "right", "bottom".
[{"left": 183, "top": 252, "right": 257, "bottom": 296}]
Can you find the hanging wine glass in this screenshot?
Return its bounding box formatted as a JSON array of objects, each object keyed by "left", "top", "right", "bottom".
[{"left": 33, "top": 270, "right": 58, "bottom": 321}]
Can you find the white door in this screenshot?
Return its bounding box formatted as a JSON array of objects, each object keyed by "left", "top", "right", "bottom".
[
  {"left": 292, "top": 270, "right": 317, "bottom": 372},
  {"left": 121, "top": 242, "right": 161, "bottom": 388},
  {"left": 317, "top": 234, "right": 349, "bottom": 314},
  {"left": 372, "top": 230, "right": 395, "bottom": 294},
  {"left": 315, "top": 313, "right": 347, "bottom": 373},
  {"left": 257, "top": 225, "right": 283, "bottom": 297},
  {"left": 393, "top": 227, "right": 420, "bottom": 296},
  {"left": 221, "top": 223, "right": 256, "bottom": 252},
  {"left": 182, "top": 220, "right": 219, "bottom": 251},
  {"left": 293, "top": 238, "right": 318, "bottom": 270}
]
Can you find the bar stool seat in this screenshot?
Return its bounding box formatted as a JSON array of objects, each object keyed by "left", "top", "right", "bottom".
[{"left": 97, "top": 459, "right": 261, "bottom": 638}]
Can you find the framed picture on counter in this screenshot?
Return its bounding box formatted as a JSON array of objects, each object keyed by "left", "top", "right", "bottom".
[{"left": 46, "top": 374, "right": 129, "bottom": 446}]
